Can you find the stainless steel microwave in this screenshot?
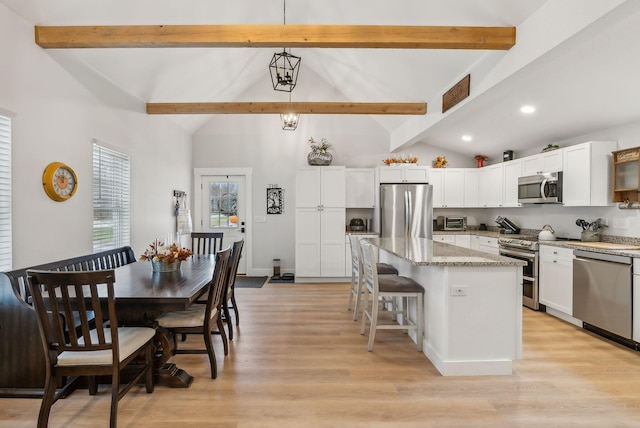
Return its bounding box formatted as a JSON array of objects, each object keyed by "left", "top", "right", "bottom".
[{"left": 518, "top": 172, "right": 563, "bottom": 204}]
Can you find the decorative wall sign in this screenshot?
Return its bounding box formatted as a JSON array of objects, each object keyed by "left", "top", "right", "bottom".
[
  {"left": 267, "top": 185, "right": 284, "bottom": 214},
  {"left": 442, "top": 74, "right": 470, "bottom": 113}
]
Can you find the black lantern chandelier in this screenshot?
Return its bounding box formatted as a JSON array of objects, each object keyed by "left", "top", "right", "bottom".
[
  {"left": 269, "top": 0, "right": 301, "bottom": 93},
  {"left": 269, "top": 51, "right": 301, "bottom": 92}
]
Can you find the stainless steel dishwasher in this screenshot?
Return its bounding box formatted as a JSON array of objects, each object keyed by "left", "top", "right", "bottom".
[{"left": 573, "top": 250, "right": 634, "bottom": 341}]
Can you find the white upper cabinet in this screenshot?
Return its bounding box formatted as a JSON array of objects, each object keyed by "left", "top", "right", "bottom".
[
  {"left": 345, "top": 168, "right": 375, "bottom": 208},
  {"left": 502, "top": 159, "right": 522, "bottom": 207},
  {"left": 478, "top": 164, "right": 503, "bottom": 207},
  {"left": 464, "top": 169, "right": 479, "bottom": 207},
  {"left": 562, "top": 141, "right": 617, "bottom": 207},
  {"left": 431, "top": 168, "right": 470, "bottom": 208},
  {"left": 521, "top": 150, "right": 563, "bottom": 176},
  {"left": 296, "top": 166, "right": 346, "bottom": 208},
  {"left": 378, "top": 165, "right": 429, "bottom": 183}
]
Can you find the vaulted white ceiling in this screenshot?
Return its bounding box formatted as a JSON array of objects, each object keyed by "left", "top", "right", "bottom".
[{"left": 3, "top": 0, "right": 640, "bottom": 159}]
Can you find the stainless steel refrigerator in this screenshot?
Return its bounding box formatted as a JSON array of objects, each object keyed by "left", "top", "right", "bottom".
[{"left": 380, "top": 183, "right": 433, "bottom": 239}]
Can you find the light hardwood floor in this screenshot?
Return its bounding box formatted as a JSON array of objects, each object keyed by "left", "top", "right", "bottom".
[{"left": 3, "top": 282, "right": 640, "bottom": 427}]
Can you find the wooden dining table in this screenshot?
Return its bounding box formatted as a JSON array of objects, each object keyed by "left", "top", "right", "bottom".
[{"left": 110, "top": 255, "right": 216, "bottom": 388}]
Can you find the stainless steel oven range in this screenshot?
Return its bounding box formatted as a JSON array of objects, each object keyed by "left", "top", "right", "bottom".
[{"left": 498, "top": 236, "right": 539, "bottom": 310}]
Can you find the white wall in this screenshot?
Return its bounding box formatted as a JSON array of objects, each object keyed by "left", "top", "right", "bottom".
[{"left": 1, "top": 4, "right": 192, "bottom": 268}]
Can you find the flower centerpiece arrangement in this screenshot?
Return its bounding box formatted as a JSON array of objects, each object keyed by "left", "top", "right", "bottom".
[
  {"left": 307, "top": 137, "right": 333, "bottom": 165},
  {"left": 433, "top": 156, "right": 448, "bottom": 168},
  {"left": 383, "top": 154, "right": 418, "bottom": 165},
  {"left": 140, "top": 240, "right": 193, "bottom": 273}
]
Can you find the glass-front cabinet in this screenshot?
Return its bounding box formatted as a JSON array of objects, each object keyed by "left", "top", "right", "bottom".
[{"left": 612, "top": 146, "right": 640, "bottom": 203}]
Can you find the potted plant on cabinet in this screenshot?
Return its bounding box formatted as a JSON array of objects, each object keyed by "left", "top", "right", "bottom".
[{"left": 307, "top": 137, "right": 333, "bottom": 166}]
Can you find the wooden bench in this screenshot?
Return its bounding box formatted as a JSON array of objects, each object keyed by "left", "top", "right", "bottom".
[{"left": 0, "top": 246, "right": 136, "bottom": 398}]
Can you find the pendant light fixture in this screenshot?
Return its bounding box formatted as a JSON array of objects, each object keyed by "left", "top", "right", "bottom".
[
  {"left": 269, "top": 0, "right": 301, "bottom": 93},
  {"left": 281, "top": 92, "right": 299, "bottom": 130},
  {"left": 281, "top": 113, "right": 300, "bottom": 130}
]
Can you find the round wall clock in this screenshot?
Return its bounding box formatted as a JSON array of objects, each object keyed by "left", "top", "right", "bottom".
[{"left": 42, "top": 162, "right": 78, "bottom": 202}]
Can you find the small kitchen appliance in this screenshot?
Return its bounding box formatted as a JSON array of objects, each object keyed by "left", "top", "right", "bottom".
[
  {"left": 538, "top": 225, "right": 556, "bottom": 241},
  {"left": 518, "top": 172, "right": 563, "bottom": 204},
  {"left": 436, "top": 216, "right": 467, "bottom": 231},
  {"left": 349, "top": 218, "right": 366, "bottom": 231}
]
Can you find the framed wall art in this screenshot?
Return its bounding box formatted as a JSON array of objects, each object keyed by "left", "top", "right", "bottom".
[{"left": 266, "top": 186, "right": 284, "bottom": 214}]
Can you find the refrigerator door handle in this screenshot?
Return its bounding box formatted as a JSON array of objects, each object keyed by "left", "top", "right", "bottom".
[{"left": 405, "top": 189, "right": 412, "bottom": 237}]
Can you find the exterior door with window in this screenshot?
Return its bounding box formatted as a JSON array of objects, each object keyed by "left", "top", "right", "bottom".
[{"left": 200, "top": 175, "right": 246, "bottom": 274}]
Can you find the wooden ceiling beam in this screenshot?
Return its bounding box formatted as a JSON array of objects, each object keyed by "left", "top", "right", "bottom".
[
  {"left": 146, "top": 102, "right": 427, "bottom": 115},
  {"left": 35, "top": 25, "right": 515, "bottom": 50}
]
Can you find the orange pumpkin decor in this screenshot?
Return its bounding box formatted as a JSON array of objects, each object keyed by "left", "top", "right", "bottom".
[{"left": 229, "top": 215, "right": 238, "bottom": 224}]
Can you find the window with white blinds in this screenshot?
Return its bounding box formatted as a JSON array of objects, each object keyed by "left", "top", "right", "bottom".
[
  {"left": 92, "top": 143, "right": 131, "bottom": 252},
  {"left": 0, "top": 114, "right": 11, "bottom": 270}
]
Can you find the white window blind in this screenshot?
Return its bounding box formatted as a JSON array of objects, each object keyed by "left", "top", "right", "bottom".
[
  {"left": 0, "top": 114, "right": 11, "bottom": 270},
  {"left": 93, "top": 143, "right": 130, "bottom": 252}
]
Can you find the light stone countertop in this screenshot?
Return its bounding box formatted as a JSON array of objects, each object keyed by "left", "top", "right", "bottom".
[
  {"left": 433, "top": 230, "right": 640, "bottom": 258},
  {"left": 365, "top": 237, "right": 527, "bottom": 267}
]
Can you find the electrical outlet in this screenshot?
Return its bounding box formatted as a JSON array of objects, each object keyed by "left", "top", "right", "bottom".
[
  {"left": 451, "top": 286, "right": 467, "bottom": 296},
  {"left": 255, "top": 216, "right": 266, "bottom": 223}
]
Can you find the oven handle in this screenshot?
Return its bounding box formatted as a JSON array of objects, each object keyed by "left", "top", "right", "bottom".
[{"left": 499, "top": 247, "right": 536, "bottom": 260}]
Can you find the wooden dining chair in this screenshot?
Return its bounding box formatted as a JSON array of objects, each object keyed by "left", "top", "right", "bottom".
[
  {"left": 191, "top": 232, "right": 224, "bottom": 255},
  {"left": 156, "top": 247, "right": 231, "bottom": 379},
  {"left": 347, "top": 234, "right": 398, "bottom": 321},
  {"left": 359, "top": 241, "right": 424, "bottom": 352},
  {"left": 222, "top": 239, "right": 244, "bottom": 341},
  {"left": 179, "top": 232, "right": 223, "bottom": 344},
  {"left": 27, "top": 269, "right": 156, "bottom": 428}
]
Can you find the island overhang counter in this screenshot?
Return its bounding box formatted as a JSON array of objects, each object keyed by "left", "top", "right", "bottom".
[{"left": 366, "top": 237, "right": 526, "bottom": 376}]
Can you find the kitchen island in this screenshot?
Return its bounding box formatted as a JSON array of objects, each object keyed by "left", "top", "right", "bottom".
[{"left": 367, "top": 237, "right": 526, "bottom": 376}]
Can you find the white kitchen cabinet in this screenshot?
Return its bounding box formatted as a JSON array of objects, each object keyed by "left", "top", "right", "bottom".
[
  {"left": 454, "top": 234, "right": 471, "bottom": 249},
  {"left": 346, "top": 168, "right": 375, "bottom": 208},
  {"left": 295, "top": 167, "right": 346, "bottom": 278},
  {"left": 378, "top": 165, "right": 429, "bottom": 183},
  {"left": 521, "top": 150, "right": 563, "bottom": 176},
  {"left": 430, "top": 168, "right": 465, "bottom": 208},
  {"left": 296, "top": 166, "right": 345, "bottom": 208},
  {"left": 477, "top": 236, "right": 499, "bottom": 255},
  {"left": 434, "top": 234, "right": 471, "bottom": 248},
  {"left": 478, "top": 164, "right": 503, "bottom": 207},
  {"left": 633, "top": 259, "right": 640, "bottom": 342},
  {"left": 470, "top": 235, "right": 481, "bottom": 251},
  {"left": 502, "top": 159, "right": 522, "bottom": 207},
  {"left": 433, "top": 234, "right": 455, "bottom": 245},
  {"left": 562, "top": 141, "right": 617, "bottom": 207},
  {"left": 464, "top": 169, "right": 479, "bottom": 207},
  {"left": 539, "top": 246, "right": 574, "bottom": 315}
]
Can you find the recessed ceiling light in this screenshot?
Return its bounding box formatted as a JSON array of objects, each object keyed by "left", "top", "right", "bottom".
[
  {"left": 462, "top": 135, "right": 472, "bottom": 142},
  {"left": 520, "top": 105, "right": 536, "bottom": 114}
]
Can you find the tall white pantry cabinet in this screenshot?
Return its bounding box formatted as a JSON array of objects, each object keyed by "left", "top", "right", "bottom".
[{"left": 295, "top": 167, "right": 346, "bottom": 279}]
